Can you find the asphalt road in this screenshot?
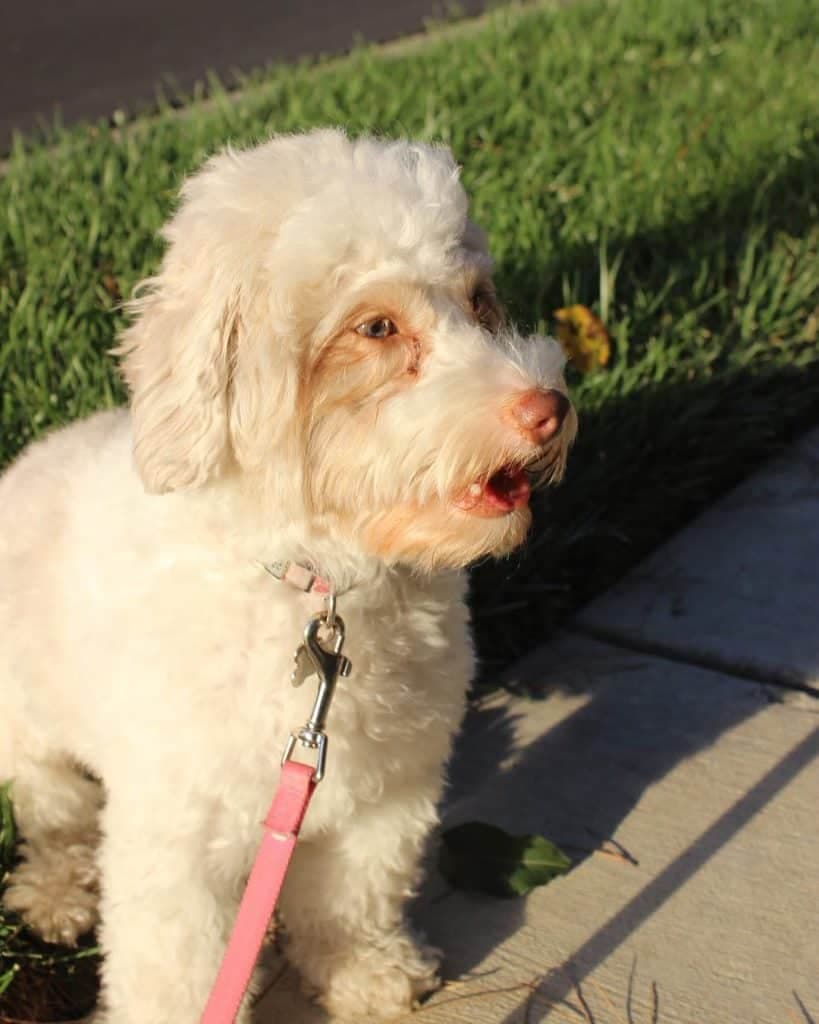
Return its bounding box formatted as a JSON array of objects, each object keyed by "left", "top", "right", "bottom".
[{"left": 1, "top": 0, "right": 487, "bottom": 150}]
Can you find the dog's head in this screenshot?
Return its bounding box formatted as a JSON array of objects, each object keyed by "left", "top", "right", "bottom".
[{"left": 118, "top": 129, "right": 577, "bottom": 571}]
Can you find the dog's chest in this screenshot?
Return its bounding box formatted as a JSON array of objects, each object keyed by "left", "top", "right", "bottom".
[{"left": 213, "top": 571, "right": 473, "bottom": 842}]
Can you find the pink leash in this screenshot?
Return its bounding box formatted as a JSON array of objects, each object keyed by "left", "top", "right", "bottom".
[
  {"left": 200, "top": 761, "right": 315, "bottom": 1024},
  {"left": 201, "top": 602, "right": 351, "bottom": 1024}
]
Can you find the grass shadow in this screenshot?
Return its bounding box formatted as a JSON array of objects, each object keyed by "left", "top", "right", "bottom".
[{"left": 470, "top": 141, "right": 819, "bottom": 683}]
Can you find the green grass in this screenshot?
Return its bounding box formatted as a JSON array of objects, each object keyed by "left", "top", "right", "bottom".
[{"left": 1, "top": 0, "right": 819, "bottom": 1015}]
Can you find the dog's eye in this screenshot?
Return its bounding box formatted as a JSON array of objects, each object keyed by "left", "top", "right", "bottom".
[
  {"left": 471, "top": 289, "right": 501, "bottom": 330},
  {"left": 356, "top": 318, "right": 398, "bottom": 339}
]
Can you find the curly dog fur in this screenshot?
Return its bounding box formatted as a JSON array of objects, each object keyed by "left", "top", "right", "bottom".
[{"left": 0, "top": 129, "right": 576, "bottom": 1022}]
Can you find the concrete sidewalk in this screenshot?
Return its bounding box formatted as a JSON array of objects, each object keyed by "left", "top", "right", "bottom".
[{"left": 257, "top": 430, "right": 819, "bottom": 1024}]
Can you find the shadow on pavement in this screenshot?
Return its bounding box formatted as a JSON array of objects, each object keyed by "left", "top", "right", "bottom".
[
  {"left": 502, "top": 722, "right": 819, "bottom": 1023},
  {"left": 422, "top": 639, "right": 777, "bottom": 983}
]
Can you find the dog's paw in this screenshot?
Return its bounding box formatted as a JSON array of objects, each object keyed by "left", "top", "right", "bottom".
[
  {"left": 317, "top": 937, "right": 441, "bottom": 1021},
  {"left": 3, "top": 841, "right": 99, "bottom": 946}
]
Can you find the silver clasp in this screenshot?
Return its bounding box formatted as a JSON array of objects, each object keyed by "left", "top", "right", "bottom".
[{"left": 281, "top": 608, "right": 352, "bottom": 782}]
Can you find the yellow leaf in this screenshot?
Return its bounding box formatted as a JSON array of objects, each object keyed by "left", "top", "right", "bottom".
[{"left": 554, "top": 304, "right": 611, "bottom": 373}]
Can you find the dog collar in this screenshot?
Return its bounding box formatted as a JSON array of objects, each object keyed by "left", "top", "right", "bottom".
[{"left": 261, "top": 559, "right": 332, "bottom": 595}]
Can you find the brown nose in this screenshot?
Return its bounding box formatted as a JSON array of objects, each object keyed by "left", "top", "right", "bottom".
[{"left": 508, "top": 388, "right": 570, "bottom": 444}]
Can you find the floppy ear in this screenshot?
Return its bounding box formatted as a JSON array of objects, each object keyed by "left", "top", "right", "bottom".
[
  {"left": 116, "top": 161, "right": 247, "bottom": 494},
  {"left": 117, "top": 277, "right": 239, "bottom": 495},
  {"left": 118, "top": 129, "right": 379, "bottom": 493},
  {"left": 116, "top": 133, "right": 351, "bottom": 494}
]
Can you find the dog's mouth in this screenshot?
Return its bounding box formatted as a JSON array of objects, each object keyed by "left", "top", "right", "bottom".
[{"left": 455, "top": 464, "right": 532, "bottom": 518}]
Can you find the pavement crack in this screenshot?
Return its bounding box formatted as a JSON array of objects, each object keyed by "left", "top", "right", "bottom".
[{"left": 566, "top": 622, "right": 819, "bottom": 701}]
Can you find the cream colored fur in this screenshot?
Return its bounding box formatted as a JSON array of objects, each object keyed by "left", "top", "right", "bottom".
[{"left": 0, "top": 130, "right": 575, "bottom": 1022}]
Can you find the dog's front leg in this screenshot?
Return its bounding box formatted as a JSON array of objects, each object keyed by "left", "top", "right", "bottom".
[
  {"left": 94, "top": 793, "right": 258, "bottom": 1024},
  {"left": 276, "top": 798, "right": 441, "bottom": 1022}
]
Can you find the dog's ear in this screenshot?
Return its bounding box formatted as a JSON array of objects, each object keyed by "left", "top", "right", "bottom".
[
  {"left": 116, "top": 158, "right": 250, "bottom": 494},
  {"left": 117, "top": 133, "right": 353, "bottom": 494}
]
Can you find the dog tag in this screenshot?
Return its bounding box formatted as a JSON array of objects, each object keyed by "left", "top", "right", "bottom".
[{"left": 290, "top": 644, "right": 315, "bottom": 687}]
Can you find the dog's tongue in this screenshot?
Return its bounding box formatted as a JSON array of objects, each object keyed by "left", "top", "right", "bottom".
[
  {"left": 484, "top": 466, "right": 531, "bottom": 510},
  {"left": 455, "top": 466, "right": 531, "bottom": 515}
]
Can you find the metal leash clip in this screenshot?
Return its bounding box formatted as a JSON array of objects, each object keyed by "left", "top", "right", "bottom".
[{"left": 282, "top": 605, "right": 351, "bottom": 782}]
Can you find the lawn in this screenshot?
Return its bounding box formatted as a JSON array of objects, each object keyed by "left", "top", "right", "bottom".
[{"left": 1, "top": 0, "right": 818, "bottom": 1015}]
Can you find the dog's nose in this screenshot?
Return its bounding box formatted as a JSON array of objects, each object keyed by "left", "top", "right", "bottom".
[{"left": 508, "top": 388, "right": 570, "bottom": 444}]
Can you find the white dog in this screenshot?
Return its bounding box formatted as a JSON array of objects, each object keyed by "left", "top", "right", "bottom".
[{"left": 0, "top": 129, "right": 576, "bottom": 1023}]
